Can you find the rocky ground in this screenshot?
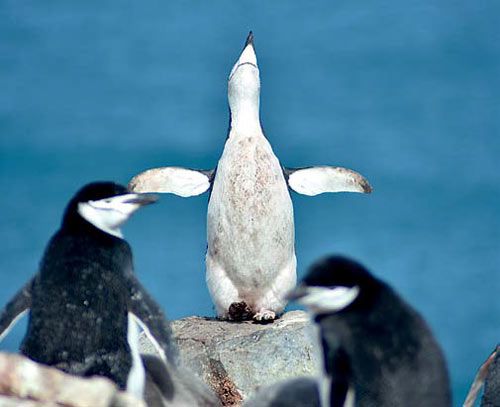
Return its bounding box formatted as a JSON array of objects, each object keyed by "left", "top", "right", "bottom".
[
  {"left": 141, "top": 310, "right": 319, "bottom": 405},
  {"left": 0, "top": 311, "right": 318, "bottom": 406},
  {"left": 0, "top": 353, "right": 144, "bottom": 407}
]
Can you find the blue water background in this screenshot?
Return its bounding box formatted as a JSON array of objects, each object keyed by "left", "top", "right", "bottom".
[{"left": 1, "top": 1, "right": 499, "bottom": 403}]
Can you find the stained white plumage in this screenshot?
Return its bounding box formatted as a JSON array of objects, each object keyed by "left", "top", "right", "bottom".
[{"left": 128, "top": 32, "right": 372, "bottom": 321}]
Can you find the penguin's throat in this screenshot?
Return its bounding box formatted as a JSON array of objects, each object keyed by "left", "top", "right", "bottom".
[{"left": 229, "top": 102, "right": 262, "bottom": 136}]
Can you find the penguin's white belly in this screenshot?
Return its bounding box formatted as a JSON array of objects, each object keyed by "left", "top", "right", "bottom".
[{"left": 207, "top": 135, "right": 295, "bottom": 308}]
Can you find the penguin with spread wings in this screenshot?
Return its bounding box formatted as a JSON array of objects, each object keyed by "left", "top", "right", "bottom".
[{"left": 129, "top": 32, "right": 372, "bottom": 322}]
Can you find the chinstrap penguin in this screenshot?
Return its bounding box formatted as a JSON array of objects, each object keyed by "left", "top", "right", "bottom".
[
  {"left": 129, "top": 32, "right": 372, "bottom": 322},
  {"left": 0, "top": 182, "right": 184, "bottom": 403},
  {"left": 285, "top": 255, "right": 451, "bottom": 407}
]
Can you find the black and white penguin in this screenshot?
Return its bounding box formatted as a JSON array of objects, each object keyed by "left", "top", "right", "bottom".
[
  {"left": 285, "top": 255, "right": 452, "bottom": 407},
  {"left": 0, "top": 182, "right": 194, "bottom": 404},
  {"left": 129, "top": 32, "right": 372, "bottom": 322}
]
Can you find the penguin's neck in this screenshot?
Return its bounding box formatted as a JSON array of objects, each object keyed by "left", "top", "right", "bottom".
[{"left": 228, "top": 99, "right": 263, "bottom": 137}]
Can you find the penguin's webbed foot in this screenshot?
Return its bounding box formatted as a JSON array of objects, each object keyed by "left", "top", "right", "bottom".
[
  {"left": 228, "top": 301, "right": 253, "bottom": 321},
  {"left": 253, "top": 309, "right": 276, "bottom": 323}
]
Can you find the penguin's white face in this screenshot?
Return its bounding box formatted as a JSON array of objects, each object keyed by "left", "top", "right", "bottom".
[
  {"left": 78, "top": 193, "right": 157, "bottom": 238},
  {"left": 228, "top": 41, "right": 260, "bottom": 127},
  {"left": 290, "top": 285, "right": 360, "bottom": 315}
]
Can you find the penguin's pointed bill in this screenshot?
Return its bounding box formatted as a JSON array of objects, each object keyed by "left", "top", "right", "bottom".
[
  {"left": 285, "top": 166, "right": 372, "bottom": 196},
  {"left": 129, "top": 167, "right": 214, "bottom": 197},
  {"left": 245, "top": 31, "right": 254, "bottom": 47},
  {"left": 229, "top": 31, "right": 258, "bottom": 81},
  {"left": 78, "top": 192, "right": 158, "bottom": 238}
]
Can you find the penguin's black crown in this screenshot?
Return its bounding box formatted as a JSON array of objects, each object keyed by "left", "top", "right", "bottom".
[
  {"left": 303, "top": 255, "right": 378, "bottom": 290},
  {"left": 62, "top": 182, "right": 129, "bottom": 226},
  {"left": 61, "top": 181, "right": 157, "bottom": 237},
  {"left": 287, "top": 256, "right": 385, "bottom": 315},
  {"left": 70, "top": 181, "right": 129, "bottom": 203}
]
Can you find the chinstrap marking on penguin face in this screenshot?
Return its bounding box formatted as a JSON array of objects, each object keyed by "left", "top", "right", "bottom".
[
  {"left": 78, "top": 193, "right": 157, "bottom": 238},
  {"left": 228, "top": 36, "right": 258, "bottom": 81},
  {"left": 228, "top": 35, "right": 261, "bottom": 134}
]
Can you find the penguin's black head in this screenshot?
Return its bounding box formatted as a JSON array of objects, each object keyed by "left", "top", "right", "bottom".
[
  {"left": 287, "top": 256, "right": 380, "bottom": 315},
  {"left": 62, "top": 181, "right": 158, "bottom": 238}
]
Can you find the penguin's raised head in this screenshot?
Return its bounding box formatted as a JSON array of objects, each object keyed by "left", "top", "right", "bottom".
[
  {"left": 228, "top": 31, "right": 260, "bottom": 124},
  {"left": 63, "top": 181, "right": 158, "bottom": 238},
  {"left": 287, "top": 256, "right": 379, "bottom": 315}
]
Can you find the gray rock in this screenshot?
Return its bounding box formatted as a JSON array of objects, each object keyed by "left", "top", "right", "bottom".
[
  {"left": 140, "top": 311, "right": 319, "bottom": 406},
  {"left": 0, "top": 353, "right": 145, "bottom": 407}
]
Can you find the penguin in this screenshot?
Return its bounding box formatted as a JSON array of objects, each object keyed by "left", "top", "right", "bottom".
[
  {"left": 129, "top": 32, "right": 372, "bottom": 322},
  {"left": 0, "top": 182, "right": 175, "bottom": 401},
  {"left": 285, "top": 255, "right": 452, "bottom": 407}
]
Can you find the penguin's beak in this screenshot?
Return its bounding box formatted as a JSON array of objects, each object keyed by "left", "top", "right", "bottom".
[
  {"left": 229, "top": 31, "right": 258, "bottom": 81},
  {"left": 122, "top": 193, "right": 159, "bottom": 206},
  {"left": 245, "top": 31, "right": 254, "bottom": 47},
  {"left": 237, "top": 31, "right": 257, "bottom": 68}
]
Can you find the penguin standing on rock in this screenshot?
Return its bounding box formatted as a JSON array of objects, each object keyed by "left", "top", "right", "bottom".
[
  {"left": 0, "top": 182, "right": 219, "bottom": 406},
  {"left": 284, "top": 256, "right": 452, "bottom": 407},
  {"left": 129, "top": 32, "right": 372, "bottom": 322}
]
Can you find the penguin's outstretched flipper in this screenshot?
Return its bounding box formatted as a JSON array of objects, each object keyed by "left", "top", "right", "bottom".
[
  {"left": 129, "top": 167, "right": 214, "bottom": 197},
  {"left": 125, "top": 272, "right": 177, "bottom": 363},
  {"left": 284, "top": 166, "right": 372, "bottom": 196},
  {"left": 0, "top": 277, "right": 34, "bottom": 342}
]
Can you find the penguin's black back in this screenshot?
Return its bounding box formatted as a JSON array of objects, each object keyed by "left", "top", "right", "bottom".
[
  {"left": 21, "top": 227, "right": 134, "bottom": 389},
  {"left": 317, "top": 281, "right": 451, "bottom": 407}
]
